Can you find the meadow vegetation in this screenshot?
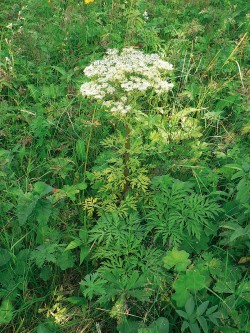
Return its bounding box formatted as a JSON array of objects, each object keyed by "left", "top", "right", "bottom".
[{"left": 0, "top": 0, "right": 249, "bottom": 332}]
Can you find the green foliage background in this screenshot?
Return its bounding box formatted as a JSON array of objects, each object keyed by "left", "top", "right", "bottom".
[{"left": 0, "top": 0, "right": 249, "bottom": 332}]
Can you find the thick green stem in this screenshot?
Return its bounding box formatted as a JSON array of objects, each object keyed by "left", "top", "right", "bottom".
[{"left": 123, "top": 123, "right": 131, "bottom": 195}]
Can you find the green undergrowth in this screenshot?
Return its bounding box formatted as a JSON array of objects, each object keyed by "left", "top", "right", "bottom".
[{"left": 0, "top": 0, "right": 249, "bottom": 332}]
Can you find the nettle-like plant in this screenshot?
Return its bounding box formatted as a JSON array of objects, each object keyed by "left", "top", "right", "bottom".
[{"left": 80, "top": 48, "right": 175, "bottom": 213}]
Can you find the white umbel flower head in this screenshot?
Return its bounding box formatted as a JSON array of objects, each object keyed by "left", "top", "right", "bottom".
[{"left": 80, "top": 48, "right": 173, "bottom": 115}]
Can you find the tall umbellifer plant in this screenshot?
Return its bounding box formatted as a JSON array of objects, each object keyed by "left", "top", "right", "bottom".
[{"left": 80, "top": 48, "right": 174, "bottom": 213}]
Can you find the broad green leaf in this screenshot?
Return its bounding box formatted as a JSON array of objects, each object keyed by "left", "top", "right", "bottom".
[
  {"left": 34, "top": 182, "right": 53, "bottom": 197},
  {"left": 213, "top": 280, "right": 235, "bottom": 294},
  {"left": 61, "top": 185, "right": 79, "bottom": 201},
  {"left": 36, "top": 200, "right": 52, "bottom": 224},
  {"left": 173, "top": 274, "right": 189, "bottom": 299},
  {"left": 0, "top": 299, "right": 13, "bottom": 324},
  {"left": 172, "top": 269, "right": 207, "bottom": 307},
  {"left": 148, "top": 317, "right": 169, "bottom": 333},
  {"left": 56, "top": 251, "right": 74, "bottom": 270},
  {"left": 172, "top": 288, "right": 191, "bottom": 307},
  {"left": 75, "top": 182, "right": 87, "bottom": 190},
  {"left": 15, "top": 249, "right": 30, "bottom": 275},
  {"left": 85, "top": 171, "right": 95, "bottom": 181},
  {"left": 39, "top": 266, "right": 52, "bottom": 282},
  {"left": 0, "top": 248, "right": 11, "bottom": 267},
  {"left": 118, "top": 320, "right": 143, "bottom": 333},
  {"left": 31, "top": 244, "right": 57, "bottom": 268},
  {"left": 17, "top": 193, "right": 38, "bottom": 225},
  {"left": 37, "top": 323, "right": 52, "bottom": 333},
  {"left": 163, "top": 248, "right": 191, "bottom": 272},
  {"left": 186, "top": 269, "right": 207, "bottom": 292}
]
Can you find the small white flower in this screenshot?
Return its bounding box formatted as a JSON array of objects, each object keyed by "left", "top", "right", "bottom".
[
  {"left": 143, "top": 11, "right": 149, "bottom": 21},
  {"left": 6, "top": 23, "right": 13, "bottom": 29}
]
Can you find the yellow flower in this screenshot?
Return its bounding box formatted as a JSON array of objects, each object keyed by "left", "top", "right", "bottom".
[{"left": 84, "top": 0, "right": 94, "bottom": 4}]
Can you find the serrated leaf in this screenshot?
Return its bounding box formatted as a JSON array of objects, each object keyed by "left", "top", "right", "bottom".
[
  {"left": 39, "top": 266, "right": 52, "bottom": 282},
  {"left": 148, "top": 317, "right": 169, "bottom": 333},
  {"left": 80, "top": 273, "right": 107, "bottom": 300},
  {"left": 36, "top": 200, "right": 52, "bottom": 224},
  {"left": 17, "top": 193, "right": 38, "bottom": 225},
  {"left": 172, "top": 288, "right": 191, "bottom": 307},
  {"left": 15, "top": 249, "right": 30, "bottom": 275},
  {"left": 186, "top": 269, "right": 207, "bottom": 292},
  {"left": 75, "top": 182, "right": 87, "bottom": 190},
  {"left": 61, "top": 185, "right": 79, "bottom": 201},
  {"left": 31, "top": 244, "right": 57, "bottom": 268},
  {"left": 213, "top": 280, "right": 235, "bottom": 294},
  {"left": 163, "top": 248, "right": 191, "bottom": 272},
  {"left": 34, "top": 182, "right": 53, "bottom": 197},
  {"left": 56, "top": 251, "right": 74, "bottom": 270}
]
